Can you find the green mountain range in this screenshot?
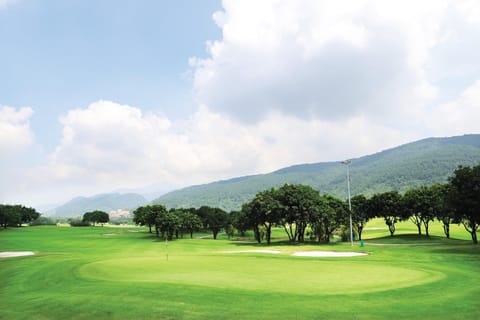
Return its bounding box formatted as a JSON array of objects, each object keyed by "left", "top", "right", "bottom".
[
  {"left": 152, "top": 134, "right": 480, "bottom": 211},
  {"left": 47, "top": 193, "right": 148, "bottom": 218}
]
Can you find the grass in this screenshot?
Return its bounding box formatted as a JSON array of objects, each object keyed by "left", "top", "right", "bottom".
[{"left": 0, "top": 220, "right": 479, "bottom": 320}]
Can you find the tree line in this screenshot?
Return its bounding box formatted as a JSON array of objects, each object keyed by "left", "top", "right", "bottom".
[
  {"left": 0, "top": 204, "right": 39, "bottom": 228},
  {"left": 133, "top": 164, "right": 479, "bottom": 244},
  {"left": 2, "top": 164, "right": 478, "bottom": 244}
]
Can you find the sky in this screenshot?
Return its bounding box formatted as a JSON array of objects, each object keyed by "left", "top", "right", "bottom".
[{"left": 1, "top": 0, "right": 479, "bottom": 207}]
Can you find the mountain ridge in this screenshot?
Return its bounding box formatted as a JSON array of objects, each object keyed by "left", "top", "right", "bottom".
[
  {"left": 152, "top": 134, "right": 480, "bottom": 211},
  {"left": 46, "top": 192, "right": 148, "bottom": 217}
]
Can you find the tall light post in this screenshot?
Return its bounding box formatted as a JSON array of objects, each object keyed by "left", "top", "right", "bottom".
[{"left": 341, "top": 159, "right": 353, "bottom": 246}]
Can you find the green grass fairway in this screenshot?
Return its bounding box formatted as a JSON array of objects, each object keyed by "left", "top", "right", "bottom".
[{"left": 1, "top": 222, "right": 479, "bottom": 320}]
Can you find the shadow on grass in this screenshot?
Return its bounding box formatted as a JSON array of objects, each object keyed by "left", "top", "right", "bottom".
[
  {"left": 432, "top": 246, "right": 480, "bottom": 255},
  {"left": 227, "top": 239, "right": 343, "bottom": 247},
  {"left": 364, "top": 234, "right": 470, "bottom": 244}
]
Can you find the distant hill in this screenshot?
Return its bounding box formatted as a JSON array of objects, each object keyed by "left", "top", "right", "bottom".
[
  {"left": 152, "top": 134, "right": 480, "bottom": 211},
  {"left": 47, "top": 193, "right": 148, "bottom": 218}
]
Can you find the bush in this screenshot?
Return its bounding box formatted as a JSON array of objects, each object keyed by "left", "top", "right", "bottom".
[
  {"left": 69, "top": 219, "right": 91, "bottom": 227},
  {"left": 30, "top": 216, "right": 57, "bottom": 226}
]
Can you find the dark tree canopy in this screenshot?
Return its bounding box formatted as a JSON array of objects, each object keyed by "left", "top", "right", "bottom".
[
  {"left": 82, "top": 210, "right": 109, "bottom": 225},
  {"left": 448, "top": 164, "right": 480, "bottom": 244},
  {"left": 0, "top": 204, "right": 40, "bottom": 228}
]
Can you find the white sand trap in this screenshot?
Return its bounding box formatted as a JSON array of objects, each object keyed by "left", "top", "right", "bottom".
[
  {"left": 292, "top": 251, "right": 367, "bottom": 257},
  {"left": 0, "top": 251, "right": 35, "bottom": 258},
  {"left": 225, "top": 249, "right": 282, "bottom": 254}
]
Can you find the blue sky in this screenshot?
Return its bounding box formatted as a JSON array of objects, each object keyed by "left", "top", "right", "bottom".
[
  {"left": 1, "top": 0, "right": 479, "bottom": 207},
  {"left": 1, "top": 0, "right": 221, "bottom": 149}
]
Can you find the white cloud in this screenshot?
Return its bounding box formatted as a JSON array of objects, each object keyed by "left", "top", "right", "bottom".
[
  {"left": 191, "top": 0, "right": 447, "bottom": 122},
  {"left": 7, "top": 100, "right": 413, "bottom": 206},
  {"left": 426, "top": 80, "right": 480, "bottom": 136},
  {"left": 0, "top": 106, "right": 34, "bottom": 154},
  {"left": 191, "top": 0, "right": 479, "bottom": 129}
]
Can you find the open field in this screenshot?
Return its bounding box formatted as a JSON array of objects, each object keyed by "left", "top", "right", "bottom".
[{"left": 1, "top": 220, "right": 479, "bottom": 319}]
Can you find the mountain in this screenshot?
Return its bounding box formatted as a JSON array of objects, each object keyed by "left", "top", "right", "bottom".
[
  {"left": 152, "top": 134, "right": 480, "bottom": 211},
  {"left": 47, "top": 193, "right": 148, "bottom": 218}
]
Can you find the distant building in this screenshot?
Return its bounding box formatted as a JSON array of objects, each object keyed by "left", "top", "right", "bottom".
[{"left": 109, "top": 209, "right": 130, "bottom": 218}]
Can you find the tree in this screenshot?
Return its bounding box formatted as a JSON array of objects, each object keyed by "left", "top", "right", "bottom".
[
  {"left": 155, "top": 211, "right": 180, "bottom": 240},
  {"left": 350, "top": 194, "right": 371, "bottom": 240},
  {"left": 174, "top": 209, "right": 202, "bottom": 238},
  {"left": 276, "top": 184, "right": 320, "bottom": 243},
  {"left": 149, "top": 205, "right": 168, "bottom": 237},
  {"left": 243, "top": 188, "right": 280, "bottom": 244},
  {"left": 432, "top": 184, "right": 454, "bottom": 238},
  {"left": 82, "top": 210, "right": 109, "bottom": 226},
  {"left": 370, "top": 191, "right": 404, "bottom": 237},
  {"left": 230, "top": 210, "right": 249, "bottom": 237},
  {"left": 403, "top": 186, "right": 437, "bottom": 237},
  {"left": 133, "top": 206, "right": 149, "bottom": 232},
  {"left": 0, "top": 204, "right": 39, "bottom": 228},
  {"left": 448, "top": 164, "right": 480, "bottom": 244},
  {"left": 201, "top": 206, "right": 228, "bottom": 239},
  {"left": 310, "top": 194, "right": 346, "bottom": 243}
]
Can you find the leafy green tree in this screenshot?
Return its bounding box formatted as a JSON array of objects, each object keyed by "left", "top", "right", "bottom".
[
  {"left": 370, "top": 191, "right": 404, "bottom": 237},
  {"left": 82, "top": 210, "right": 109, "bottom": 226},
  {"left": 310, "top": 195, "right": 346, "bottom": 243},
  {"left": 196, "top": 206, "right": 228, "bottom": 239},
  {"left": 155, "top": 211, "right": 180, "bottom": 240},
  {"left": 230, "top": 210, "right": 250, "bottom": 236},
  {"left": 133, "top": 206, "right": 150, "bottom": 231},
  {"left": 432, "top": 184, "right": 454, "bottom": 238},
  {"left": 404, "top": 186, "right": 438, "bottom": 236},
  {"left": 350, "top": 194, "right": 371, "bottom": 240},
  {"left": 0, "top": 204, "right": 39, "bottom": 228},
  {"left": 241, "top": 201, "right": 262, "bottom": 243},
  {"left": 448, "top": 164, "right": 480, "bottom": 244},
  {"left": 173, "top": 209, "right": 202, "bottom": 238},
  {"left": 276, "top": 184, "right": 320, "bottom": 243},
  {"left": 0, "top": 205, "right": 21, "bottom": 228},
  {"left": 244, "top": 188, "right": 280, "bottom": 244}
]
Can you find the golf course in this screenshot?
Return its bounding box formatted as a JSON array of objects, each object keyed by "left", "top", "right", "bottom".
[{"left": 1, "top": 220, "right": 479, "bottom": 320}]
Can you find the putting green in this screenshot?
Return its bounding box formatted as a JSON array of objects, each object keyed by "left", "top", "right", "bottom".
[{"left": 80, "top": 255, "right": 444, "bottom": 295}]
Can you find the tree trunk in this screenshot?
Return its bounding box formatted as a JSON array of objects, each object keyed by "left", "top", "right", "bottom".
[
  {"left": 443, "top": 222, "right": 450, "bottom": 239},
  {"left": 358, "top": 225, "right": 363, "bottom": 241},
  {"left": 148, "top": 224, "right": 152, "bottom": 233},
  {"left": 264, "top": 223, "right": 272, "bottom": 245},
  {"left": 462, "top": 220, "right": 478, "bottom": 244},
  {"left": 423, "top": 221, "right": 430, "bottom": 237}
]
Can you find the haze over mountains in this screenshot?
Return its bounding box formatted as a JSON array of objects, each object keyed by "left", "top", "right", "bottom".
[
  {"left": 46, "top": 134, "right": 480, "bottom": 216},
  {"left": 47, "top": 193, "right": 147, "bottom": 218}
]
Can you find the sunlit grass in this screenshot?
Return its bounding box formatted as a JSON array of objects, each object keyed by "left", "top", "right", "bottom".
[{"left": 1, "top": 224, "right": 479, "bottom": 320}]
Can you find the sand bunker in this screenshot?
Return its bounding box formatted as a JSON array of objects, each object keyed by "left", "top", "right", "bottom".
[
  {"left": 0, "top": 251, "right": 35, "bottom": 258},
  {"left": 292, "top": 251, "right": 367, "bottom": 257},
  {"left": 225, "top": 249, "right": 282, "bottom": 254}
]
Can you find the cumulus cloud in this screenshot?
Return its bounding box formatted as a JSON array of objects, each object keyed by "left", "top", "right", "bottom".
[
  {"left": 191, "top": 0, "right": 479, "bottom": 126},
  {"left": 426, "top": 80, "right": 480, "bottom": 136},
  {"left": 15, "top": 100, "right": 412, "bottom": 203},
  {"left": 0, "top": 106, "right": 34, "bottom": 154}
]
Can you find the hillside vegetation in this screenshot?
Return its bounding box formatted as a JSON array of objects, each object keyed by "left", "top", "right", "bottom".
[{"left": 152, "top": 134, "right": 480, "bottom": 211}]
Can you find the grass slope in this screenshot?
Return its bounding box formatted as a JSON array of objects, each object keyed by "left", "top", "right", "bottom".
[
  {"left": 153, "top": 134, "right": 480, "bottom": 211},
  {"left": 1, "top": 221, "right": 479, "bottom": 320}
]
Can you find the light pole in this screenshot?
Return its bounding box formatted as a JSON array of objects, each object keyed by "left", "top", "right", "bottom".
[{"left": 342, "top": 159, "right": 353, "bottom": 246}]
